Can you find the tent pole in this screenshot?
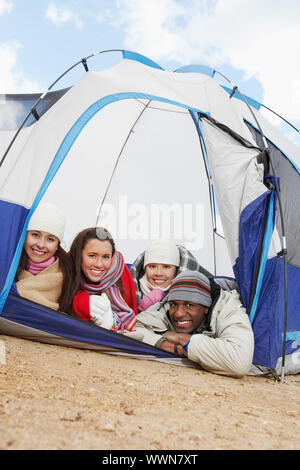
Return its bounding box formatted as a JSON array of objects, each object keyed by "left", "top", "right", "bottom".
[
  {"left": 95, "top": 99, "right": 152, "bottom": 224},
  {"left": 0, "top": 49, "right": 124, "bottom": 168},
  {"left": 260, "top": 104, "right": 299, "bottom": 134},
  {"left": 194, "top": 113, "right": 217, "bottom": 275}
]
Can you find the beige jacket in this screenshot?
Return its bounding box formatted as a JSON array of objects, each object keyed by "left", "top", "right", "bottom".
[
  {"left": 16, "top": 259, "right": 63, "bottom": 311},
  {"left": 135, "top": 289, "right": 254, "bottom": 378}
]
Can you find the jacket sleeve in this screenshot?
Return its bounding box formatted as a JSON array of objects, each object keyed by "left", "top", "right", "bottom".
[
  {"left": 187, "top": 290, "right": 254, "bottom": 378},
  {"left": 72, "top": 291, "right": 92, "bottom": 322},
  {"left": 135, "top": 305, "right": 172, "bottom": 346}
]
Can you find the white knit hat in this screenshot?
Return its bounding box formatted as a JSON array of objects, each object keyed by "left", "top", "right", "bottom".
[
  {"left": 27, "top": 203, "right": 65, "bottom": 242},
  {"left": 143, "top": 240, "right": 180, "bottom": 268}
]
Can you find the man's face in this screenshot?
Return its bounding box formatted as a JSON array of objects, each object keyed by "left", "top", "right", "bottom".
[{"left": 169, "top": 300, "right": 208, "bottom": 334}]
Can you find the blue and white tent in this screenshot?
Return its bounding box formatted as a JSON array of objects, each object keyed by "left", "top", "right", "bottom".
[{"left": 0, "top": 50, "right": 299, "bottom": 378}]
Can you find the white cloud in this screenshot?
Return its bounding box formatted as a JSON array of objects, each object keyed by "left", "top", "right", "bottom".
[
  {"left": 0, "top": 41, "right": 41, "bottom": 94},
  {"left": 45, "top": 3, "right": 83, "bottom": 29},
  {"left": 114, "top": 0, "right": 300, "bottom": 126},
  {"left": 0, "top": 42, "right": 42, "bottom": 128},
  {"left": 0, "top": 0, "right": 13, "bottom": 15},
  {"left": 112, "top": 0, "right": 188, "bottom": 58}
]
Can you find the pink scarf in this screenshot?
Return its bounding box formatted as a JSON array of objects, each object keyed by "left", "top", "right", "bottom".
[
  {"left": 27, "top": 256, "right": 56, "bottom": 275},
  {"left": 80, "top": 251, "right": 136, "bottom": 332}
]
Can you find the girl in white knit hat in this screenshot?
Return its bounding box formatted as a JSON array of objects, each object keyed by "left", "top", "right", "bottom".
[
  {"left": 132, "top": 239, "right": 180, "bottom": 312},
  {"left": 130, "top": 240, "right": 212, "bottom": 312},
  {"left": 14, "top": 202, "right": 72, "bottom": 312}
]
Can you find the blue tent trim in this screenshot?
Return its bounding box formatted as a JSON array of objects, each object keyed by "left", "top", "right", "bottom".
[
  {"left": 221, "top": 86, "right": 261, "bottom": 110},
  {"left": 285, "top": 332, "right": 300, "bottom": 341},
  {"left": 175, "top": 64, "right": 215, "bottom": 77},
  {"left": 122, "top": 50, "right": 164, "bottom": 71},
  {"left": 221, "top": 85, "right": 262, "bottom": 109},
  {"left": 234, "top": 189, "right": 275, "bottom": 311},
  {"left": 249, "top": 190, "right": 275, "bottom": 323}
]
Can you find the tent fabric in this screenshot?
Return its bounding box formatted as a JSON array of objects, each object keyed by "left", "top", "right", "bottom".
[
  {"left": 245, "top": 122, "right": 300, "bottom": 267},
  {"left": 0, "top": 200, "right": 29, "bottom": 296},
  {"left": 2, "top": 293, "right": 178, "bottom": 358},
  {"left": 232, "top": 98, "right": 300, "bottom": 168},
  {"left": 200, "top": 116, "right": 267, "bottom": 265},
  {"left": 0, "top": 88, "right": 70, "bottom": 130},
  {"left": 199, "top": 113, "right": 300, "bottom": 370},
  {"left": 0, "top": 52, "right": 299, "bottom": 374},
  {"left": 249, "top": 258, "right": 300, "bottom": 367},
  {"left": 0, "top": 294, "right": 197, "bottom": 368},
  {"left": 234, "top": 190, "right": 277, "bottom": 314},
  {"left": 0, "top": 315, "right": 197, "bottom": 368}
]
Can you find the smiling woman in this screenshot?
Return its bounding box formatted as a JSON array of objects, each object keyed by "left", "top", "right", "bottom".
[
  {"left": 69, "top": 227, "right": 138, "bottom": 332},
  {"left": 81, "top": 238, "right": 114, "bottom": 283},
  {"left": 24, "top": 230, "right": 60, "bottom": 265},
  {"left": 14, "top": 202, "right": 73, "bottom": 312}
]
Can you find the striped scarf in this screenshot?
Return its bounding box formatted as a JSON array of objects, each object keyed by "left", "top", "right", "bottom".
[{"left": 80, "top": 251, "right": 136, "bottom": 332}]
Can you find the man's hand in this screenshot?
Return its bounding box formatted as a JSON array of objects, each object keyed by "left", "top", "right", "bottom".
[
  {"left": 159, "top": 339, "right": 187, "bottom": 357},
  {"left": 162, "top": 331, "right": 192, "bottom": 347}
]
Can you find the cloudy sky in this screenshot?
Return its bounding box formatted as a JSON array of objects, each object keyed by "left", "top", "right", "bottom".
[{"left": 0, "top": 0, "right": 300, "bottom": 144}]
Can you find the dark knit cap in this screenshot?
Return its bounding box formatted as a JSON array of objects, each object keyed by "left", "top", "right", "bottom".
[{"left": 166, "top": 270, "right": 212, "bottom": 307}]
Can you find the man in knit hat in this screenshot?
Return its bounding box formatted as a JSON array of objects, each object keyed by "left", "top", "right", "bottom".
[{"left": 135, "top": 271, "right": 254, "bottom": 378}]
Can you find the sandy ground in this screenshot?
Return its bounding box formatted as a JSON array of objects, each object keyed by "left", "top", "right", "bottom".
[{"left": 0, "top": 334, "right": 299, "bottom": 451}]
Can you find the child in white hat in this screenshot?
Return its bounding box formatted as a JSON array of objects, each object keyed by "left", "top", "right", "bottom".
[
  {"left": 14, "top": 202, "right": 72, "bottom": 312},
  {"left": 131, "top": 240, "right": 213, "bottom": 313},
  {"left": 136, "top": 239, "right": 180, "bottom": 312}
]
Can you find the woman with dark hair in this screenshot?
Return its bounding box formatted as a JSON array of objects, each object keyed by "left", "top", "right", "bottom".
[
  {"left": 14, "top": 202, "right": 73, "bottom": 312},
  {"left": 69, "top": 227, "right": 137, "bottom": 331}
]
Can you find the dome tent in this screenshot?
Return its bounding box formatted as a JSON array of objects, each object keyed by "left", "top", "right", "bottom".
[{"left": 0, "top": 50, "right": 299, "bottom": 379}]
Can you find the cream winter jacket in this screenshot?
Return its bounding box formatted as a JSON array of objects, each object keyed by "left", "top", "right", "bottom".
[{"left": 135, "top": 289, "right": 254, "bottom": 378}]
